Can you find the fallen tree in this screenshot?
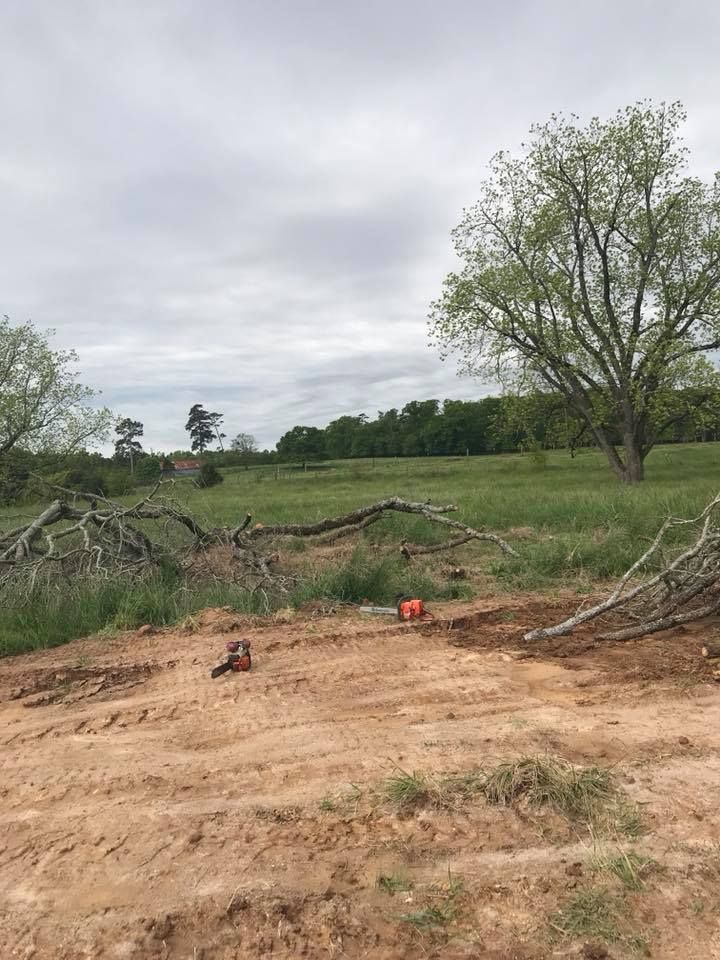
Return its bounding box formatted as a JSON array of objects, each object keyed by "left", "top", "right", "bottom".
[
  {"left": 0, "top": 485, "right": 517, "bottom": 595},
  {"left": 525, "top": 492, "right": 720, "bottom": 642}
]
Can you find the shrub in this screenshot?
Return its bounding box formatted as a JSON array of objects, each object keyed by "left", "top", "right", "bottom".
[
  {"left": 197, "top": 462, "right": 224, "bottom": 488},
  {"left": 135, "top": 455, "right": 162, "bottom": 485}
]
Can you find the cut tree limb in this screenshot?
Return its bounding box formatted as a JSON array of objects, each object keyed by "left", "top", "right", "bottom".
[
  {"left": 0, "top": 492, "right": 517, "bottom": 594},
  {"left": 414, "top": 511, "right": 519, "bottom": 557},
  {"left": 400, "top": 534, "right": 476, "bottom": 558},
  {"left": 525, "top": 491, "right": 720, "bottom": 642},
  {"left": 312, "top": 512, "right": 384, "bottom": 545},
  {"left": 702, "top": 639, "right": 720, "bottom": 659},
  {"left": 247, "top": 498, "right": 457, "bottom": 539}
]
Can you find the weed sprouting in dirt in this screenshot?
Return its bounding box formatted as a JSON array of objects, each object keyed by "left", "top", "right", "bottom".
[
  {"left": 377, "top": 873, "right": 414, "bottom": 895},
  {"left": 383, "top": 769, "right": 431, "bottom": 809},
  {"left": 317, "top": 784, "right": 363, "bottom": 816},
  {"left": 382, "top": 767, "right": 484, "bottom": 811},
  {"left": 626, "top": 934, "right": 652, "bottom": 954},
  {"left": 396, "top": 870, "right": 464, "bottom": 930},
  {"left": 613, "top": 799, "right": 645, "bottom": 838},
  {"left": 549, "top": 886, "right": 623, "bottom": 942},
  {"left": 483, "top": 756, "right": 645, "bottom": 836},
  {"left": 439, "top": 770, "right": 485, "bottom": 804},
  {"left": 592, "top": 848, "right": 656, "bottom": 891},
  {"left": 550, "top": 883, "right": 651, "bottom": 952},
  {"left": 398, "top": 906, "right": 453, "bottom": 929},
  {"left": 483, "top": 756, "right": 614, "bottom": 822},
  {"left": 380, "top": 757, "right": 637, "bottom": 832}
]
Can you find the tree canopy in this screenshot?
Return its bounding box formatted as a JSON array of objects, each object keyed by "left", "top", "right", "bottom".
[
  {"left": 185, "top": 404, "right": 223, "bottom": 454},
  {"left": 430, "top": 102, "right": 720, "bottom": 482},
  {"left": 0, "top": 317, "right": 112, "bottom": 457},
  {"left": 114, "top": 418, "right": 144, "bottom": 469},
  {"left": 276, "top": 425, "right": 326, "bottom": 466}
]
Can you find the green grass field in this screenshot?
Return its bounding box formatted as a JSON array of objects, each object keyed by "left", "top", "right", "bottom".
[{"left": 2, "top": 443, "right": 719, "bottom": 655}]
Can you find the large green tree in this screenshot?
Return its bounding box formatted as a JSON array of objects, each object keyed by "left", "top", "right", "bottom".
[
  {"left": 430, "top": 102, "right": 720, "bottom": 482},
  {"left": 0, "top": 317, "right": 112, "bottom": 456},
  {"left": 276, "top": 425, "right": 326, "bottom": 467}
]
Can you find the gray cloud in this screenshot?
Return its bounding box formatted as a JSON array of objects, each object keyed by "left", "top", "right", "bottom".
[{"left": 1, "top": 0, "right": 719, "bottom": 450}]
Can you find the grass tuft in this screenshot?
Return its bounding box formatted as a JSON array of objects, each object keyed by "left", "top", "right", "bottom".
[
  {"left": 483, "top": 756, "right": 614, "bottom": 822},
  {"left": 592, "top": 849, "right": 655, "bottom": 891},
  {"left": 382, "top": 767, "right": 485, "bottom": 811},
  {"left": 383, "top": 770, "right": 431, "bottom": 809},
  {"left": 293, "top": 547, "right": 469, "bottom": 608},
  {"left": 379, "top": 757, "right": 637, "bottom": 832},
  {"left": 613, "top": 799, "right": 645, "bottom": 838},
  {"left": 549, "top": 886, "right": 622, "bottom": 942}
]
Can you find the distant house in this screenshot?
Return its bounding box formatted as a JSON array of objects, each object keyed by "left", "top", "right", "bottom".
[{"left": 163, "top": 458, "right": 203, "bottom": 477}]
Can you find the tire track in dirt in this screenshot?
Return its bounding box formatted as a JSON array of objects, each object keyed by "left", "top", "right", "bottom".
[{"left": 2, "top": 600, "right": 720, "bottom": 958}]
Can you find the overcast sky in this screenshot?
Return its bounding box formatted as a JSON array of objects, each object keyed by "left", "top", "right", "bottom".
[{"left": 2, "top": 1, "right": 720, "bottom": 451}]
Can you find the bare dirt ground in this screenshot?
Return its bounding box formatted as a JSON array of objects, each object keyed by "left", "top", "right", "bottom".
[{"left": 2, "top": 594, "right": 720, "bottom": 959}]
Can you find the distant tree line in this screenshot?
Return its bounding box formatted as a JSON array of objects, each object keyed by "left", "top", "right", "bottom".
[
  {"left": 3, "top": 316, "right": 720, "bottom": 506},
  {"left": 275, "top": 388, "right": 720, "bottom": 465}
]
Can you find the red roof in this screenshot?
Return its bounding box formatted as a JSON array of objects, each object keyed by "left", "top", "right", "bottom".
[{"left": 172, "top": 459, "right": 202, "bottom": 470}]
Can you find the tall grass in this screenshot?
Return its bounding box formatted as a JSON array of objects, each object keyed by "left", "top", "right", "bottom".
[
  {"left": 292, "top": 548, "right": 469, "bottom": 607},
  {"left": 2, "top": 443, "right": 719, "bottom": 653},
  {"left": 0, "top": 550, "right": 463, "bottom": 656},
  {"left": 0, "top": 572, "right": 268, "bottom": 657}
]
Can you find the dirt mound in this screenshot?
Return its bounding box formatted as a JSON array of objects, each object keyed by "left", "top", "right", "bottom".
[{"left": 2, "top": 595, "right": 720, "bottom": 958}]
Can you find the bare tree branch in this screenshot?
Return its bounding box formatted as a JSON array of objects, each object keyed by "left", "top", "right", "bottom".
[
  {"left": 0, "top": 492, "right": 518, "bottom": 594},
  {"left": 525, "top": 491, "right": 720, "bottom": 641}
]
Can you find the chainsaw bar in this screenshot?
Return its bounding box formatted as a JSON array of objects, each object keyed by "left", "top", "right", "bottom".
[
  {"left": 359, "top": 606, "right": 397, "bottom": 615},
  {"left": 211, "top": 660, "right": 234, "bottom": 679}
]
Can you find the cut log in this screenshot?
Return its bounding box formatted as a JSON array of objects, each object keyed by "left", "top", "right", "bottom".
[{"left": 701, "top": 639, "right": 720, "bottom": 659}]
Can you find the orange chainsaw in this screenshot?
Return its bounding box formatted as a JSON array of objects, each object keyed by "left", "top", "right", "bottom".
[{"left": 359, "top": 596, "right": 434, "bottom": 621}]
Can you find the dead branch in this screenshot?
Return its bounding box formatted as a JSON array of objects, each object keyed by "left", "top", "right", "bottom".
[
  {"left": 312, "top": 513, "right": 384, "bottom": 545},
  {"left": 400, "top": 534, "right": 476, "bottom": 558},
  {"left": 525, "top": 491, "right": 720, "bottom": 642},
  {"left": 1, "top": 492, "right": 517, "bottom": 595},
  {"left": 403, "top": 513, "right": 518, "bottom": 558},
  {"left": 247, "top": 498, "right": 457, "bottom": 539}
]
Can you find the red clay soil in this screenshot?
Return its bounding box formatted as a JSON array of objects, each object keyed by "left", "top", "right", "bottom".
[{"left": 2, "top": 594, "right": 720, "bottom": 959}]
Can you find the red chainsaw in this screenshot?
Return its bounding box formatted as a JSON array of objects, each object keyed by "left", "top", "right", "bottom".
[
  {"left": 359, "top": 595, "right": 434, "bottom": 621},
  {"left": 211, "top": 640, "right": 252, "bottom": 678}
]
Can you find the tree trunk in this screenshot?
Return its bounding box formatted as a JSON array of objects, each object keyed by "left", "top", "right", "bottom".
[
  {"left": 589, "top": 424, "right": 628, "bottom": 482},
  {"left": 621, "top": 431, "right": 645, "bottom": 484}
]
